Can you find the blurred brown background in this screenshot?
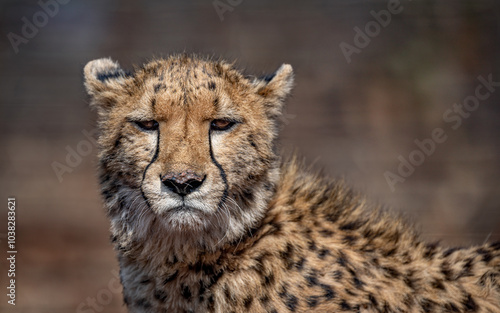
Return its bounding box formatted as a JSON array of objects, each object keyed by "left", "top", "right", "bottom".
[{"left": 0, "top": 0, "right": 499, "bottom": 312}]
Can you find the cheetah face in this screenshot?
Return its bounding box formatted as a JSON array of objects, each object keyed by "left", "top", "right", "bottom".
[{"left": 84, "top": 56, "right": 293, "bottom": 243}]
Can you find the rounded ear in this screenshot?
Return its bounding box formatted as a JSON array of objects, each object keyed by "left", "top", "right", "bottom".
[
  {"left": 83, "top": 58, "right": 132, "bottom": 96},
  {"left": 83, "top": 58, "right": 132, "bottom": 112},
  {"left": 254, "top": 64, "right": 294, "bottom": 100},
  {"left": 252, "top": 64, "right": 294, "bottom": 118}
]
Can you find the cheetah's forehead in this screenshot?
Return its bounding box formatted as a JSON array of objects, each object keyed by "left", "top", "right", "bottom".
[{"left": 129, "top": 57, "right": 245, "bottom": 118}]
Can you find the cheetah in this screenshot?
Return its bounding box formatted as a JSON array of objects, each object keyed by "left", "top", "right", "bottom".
[{"left": 83, "top": 54, "right": 500, "bottom": 313}]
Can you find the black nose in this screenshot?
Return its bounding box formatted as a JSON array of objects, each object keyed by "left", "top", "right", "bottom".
[{"left": 161, "top": 171, "right": 205, "bottom": 196}]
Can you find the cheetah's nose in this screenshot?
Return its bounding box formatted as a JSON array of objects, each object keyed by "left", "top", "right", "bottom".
[{"left": 161, "top": 170, "right": 205, "bottom": 197}]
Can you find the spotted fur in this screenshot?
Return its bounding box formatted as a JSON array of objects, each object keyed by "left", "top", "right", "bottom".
[{"left": 84, "top": 54, "right": 500, "bottom": 313}]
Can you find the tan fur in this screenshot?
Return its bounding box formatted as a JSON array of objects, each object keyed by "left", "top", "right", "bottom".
[{"left": 84, "top": 54, "right": 500, "bottom": 313}]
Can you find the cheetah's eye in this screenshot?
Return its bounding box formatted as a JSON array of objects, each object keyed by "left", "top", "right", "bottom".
[
  {"left": 210, "top": 119, "right": 236, "bottom": 131},
  {"left": 135, "top": 120, "right": 159, "bottom": 131}
]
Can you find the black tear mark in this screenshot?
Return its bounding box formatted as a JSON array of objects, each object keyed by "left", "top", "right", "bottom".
[
  {"left": 151, "top": 98, "right": 156, "bottom": 108},
  {"left": 208, "top": 129, "right": 229, "bottom": 211},
  {"left": 140, "top": 130, "right": 160, "bottom": 209}
]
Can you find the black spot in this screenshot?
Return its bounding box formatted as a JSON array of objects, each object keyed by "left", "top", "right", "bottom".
[
  {"left": 162, "top": 270, "right": 178, "bottom": 284},
  {"left": 444, "top": 302, "right": 460, "bottom": 312},
  {"left": 318, "top": 248, "right": 330, "bottom": 259},
  {"left": 353, "top": 277, "right": 364, "bottom": 288},
  {"left": 213, "top": 97, "right": 219, "bottom": 106},
  {"left": 441, "top": 262, "right": 454, "bottom": 281},
  {"left": 343, "top": 235, "right": 357, "bottom": 244},
  {"left": 332, "top": 270, "right": 343, "bottom": 280},
  {"left": 382, "top": 247, "right": 397, "bottom": 257},
  {"left": 269, "top": 221, "right": 283, "bottom": 235},
  {"left": 490, "top": 241, "right": 500, "bottom": 250},
  {"left": 424, "top": 242, "right": 439, "bottom": 259},
  {"left": 325, "top": 210, "right": 341, "bottom": 223},
  {"left": 308, "top": 240, "right": 317, "bottom": 251},
  {"left": 154, "top": 83, "right": 165, "bottom": 93},
  {"left": 305, "top": 273, "right": 319, "bottom": 286},
  {"left": 320, "top": 284, "right": 335, "bottom": 300},
  {"left": 295, "top": 257, "right": 306, "bottom": 271},
  {"left": 279, "top": 243, "right": 295, "bottom": 270},
  {"left": 278, "top": 284, "right": 289, "bottom": 299},
  {"left": 284, "top": 294, "right": 298, "bottom": 312},
  {"left": 208, "top": 295, "right": 215, "bottom": 312},
  {"left": 404, "top": 276, "right": 416, "bottom": 290},
  {"left": 181, "top": 284, "right": 192, "bottom": 300},
  {"left": 477, "top": 248, "right": 493, "bottom": 263},
  {"left": 208, "top": 81, "right": 216, "bottom": 90},
  {"left": 382, "top": 266, "right": 401, "bottom": 278},
  {"left": 248, "top": 136, "right": 257, "bottom": 149},
  {"left": 263, "top": 272, "right": 275, "bottom": 286},
  {"left": 319, "top": 229, "right": 334, "bottom": 237},
  {"left": 190, "top": 261, "right": 216, "bottom": 276},
  {"left": 368, "top": 294, "right": 378, "bottom": 307},
  {"left": 198, "top": 281, "right": 206, "bottom": 297},
  {"left": 306, "top": 295, "right": 320, "bottom": 308},
  {"left": 463, "top": 294, "right": 478, "bottom": 312},
  {"left": 420, "top": 298, "right": 436, "bottom": 313},
  {"left": 337, "top": 252, "right": 349, "bottom": 267},
  {"left": 113, "top": 135, "right": 122, "bottom": 148},
  {"left": 340, "top": 300, "right": 351, "bottom": 310},
  {"left": 243, "top": 296, "right": 254, "bottom": 309},
  {"left": 154, "top": 289, "right": 168, "bottom": 302},
  {"left": 135, "top": 298, "right": 152, "bottom": 309},
  {"left": 241, "top": 189, "right": 254, "bottom": 205},
  {"left": 431, "top": 279, "right": 445, "bottom": 290},
  {"left": 339, "top": 220, "right": 365, "bottom": 231},
  {"left": 205, "top": 269, "right": 224, "bottom": 290},
  {"left": 260, "top": 294, "right": 270, "bottom": 304},
  {"left": 443, "top": 247, "right": 462, "bottom": 257}
]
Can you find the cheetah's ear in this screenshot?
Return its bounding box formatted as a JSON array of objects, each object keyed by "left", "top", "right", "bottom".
[
  {"left": 83, "top": 58, "right": 132, "bottom": 109},
  {"left": 254, "top": 64, "right": 294, "bottom": 100},
  {"left": 253, "top": 64, "right": 294, "bottom": 118}
]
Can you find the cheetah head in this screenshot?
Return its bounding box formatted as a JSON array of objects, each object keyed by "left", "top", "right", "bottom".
[{"left": 84, "top": 55, "right": 293, "bottom": 250}]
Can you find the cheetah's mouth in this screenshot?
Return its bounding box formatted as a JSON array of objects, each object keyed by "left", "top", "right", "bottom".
[{"left": 170, "top": 205, "right": 197, "bottom": 213}]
